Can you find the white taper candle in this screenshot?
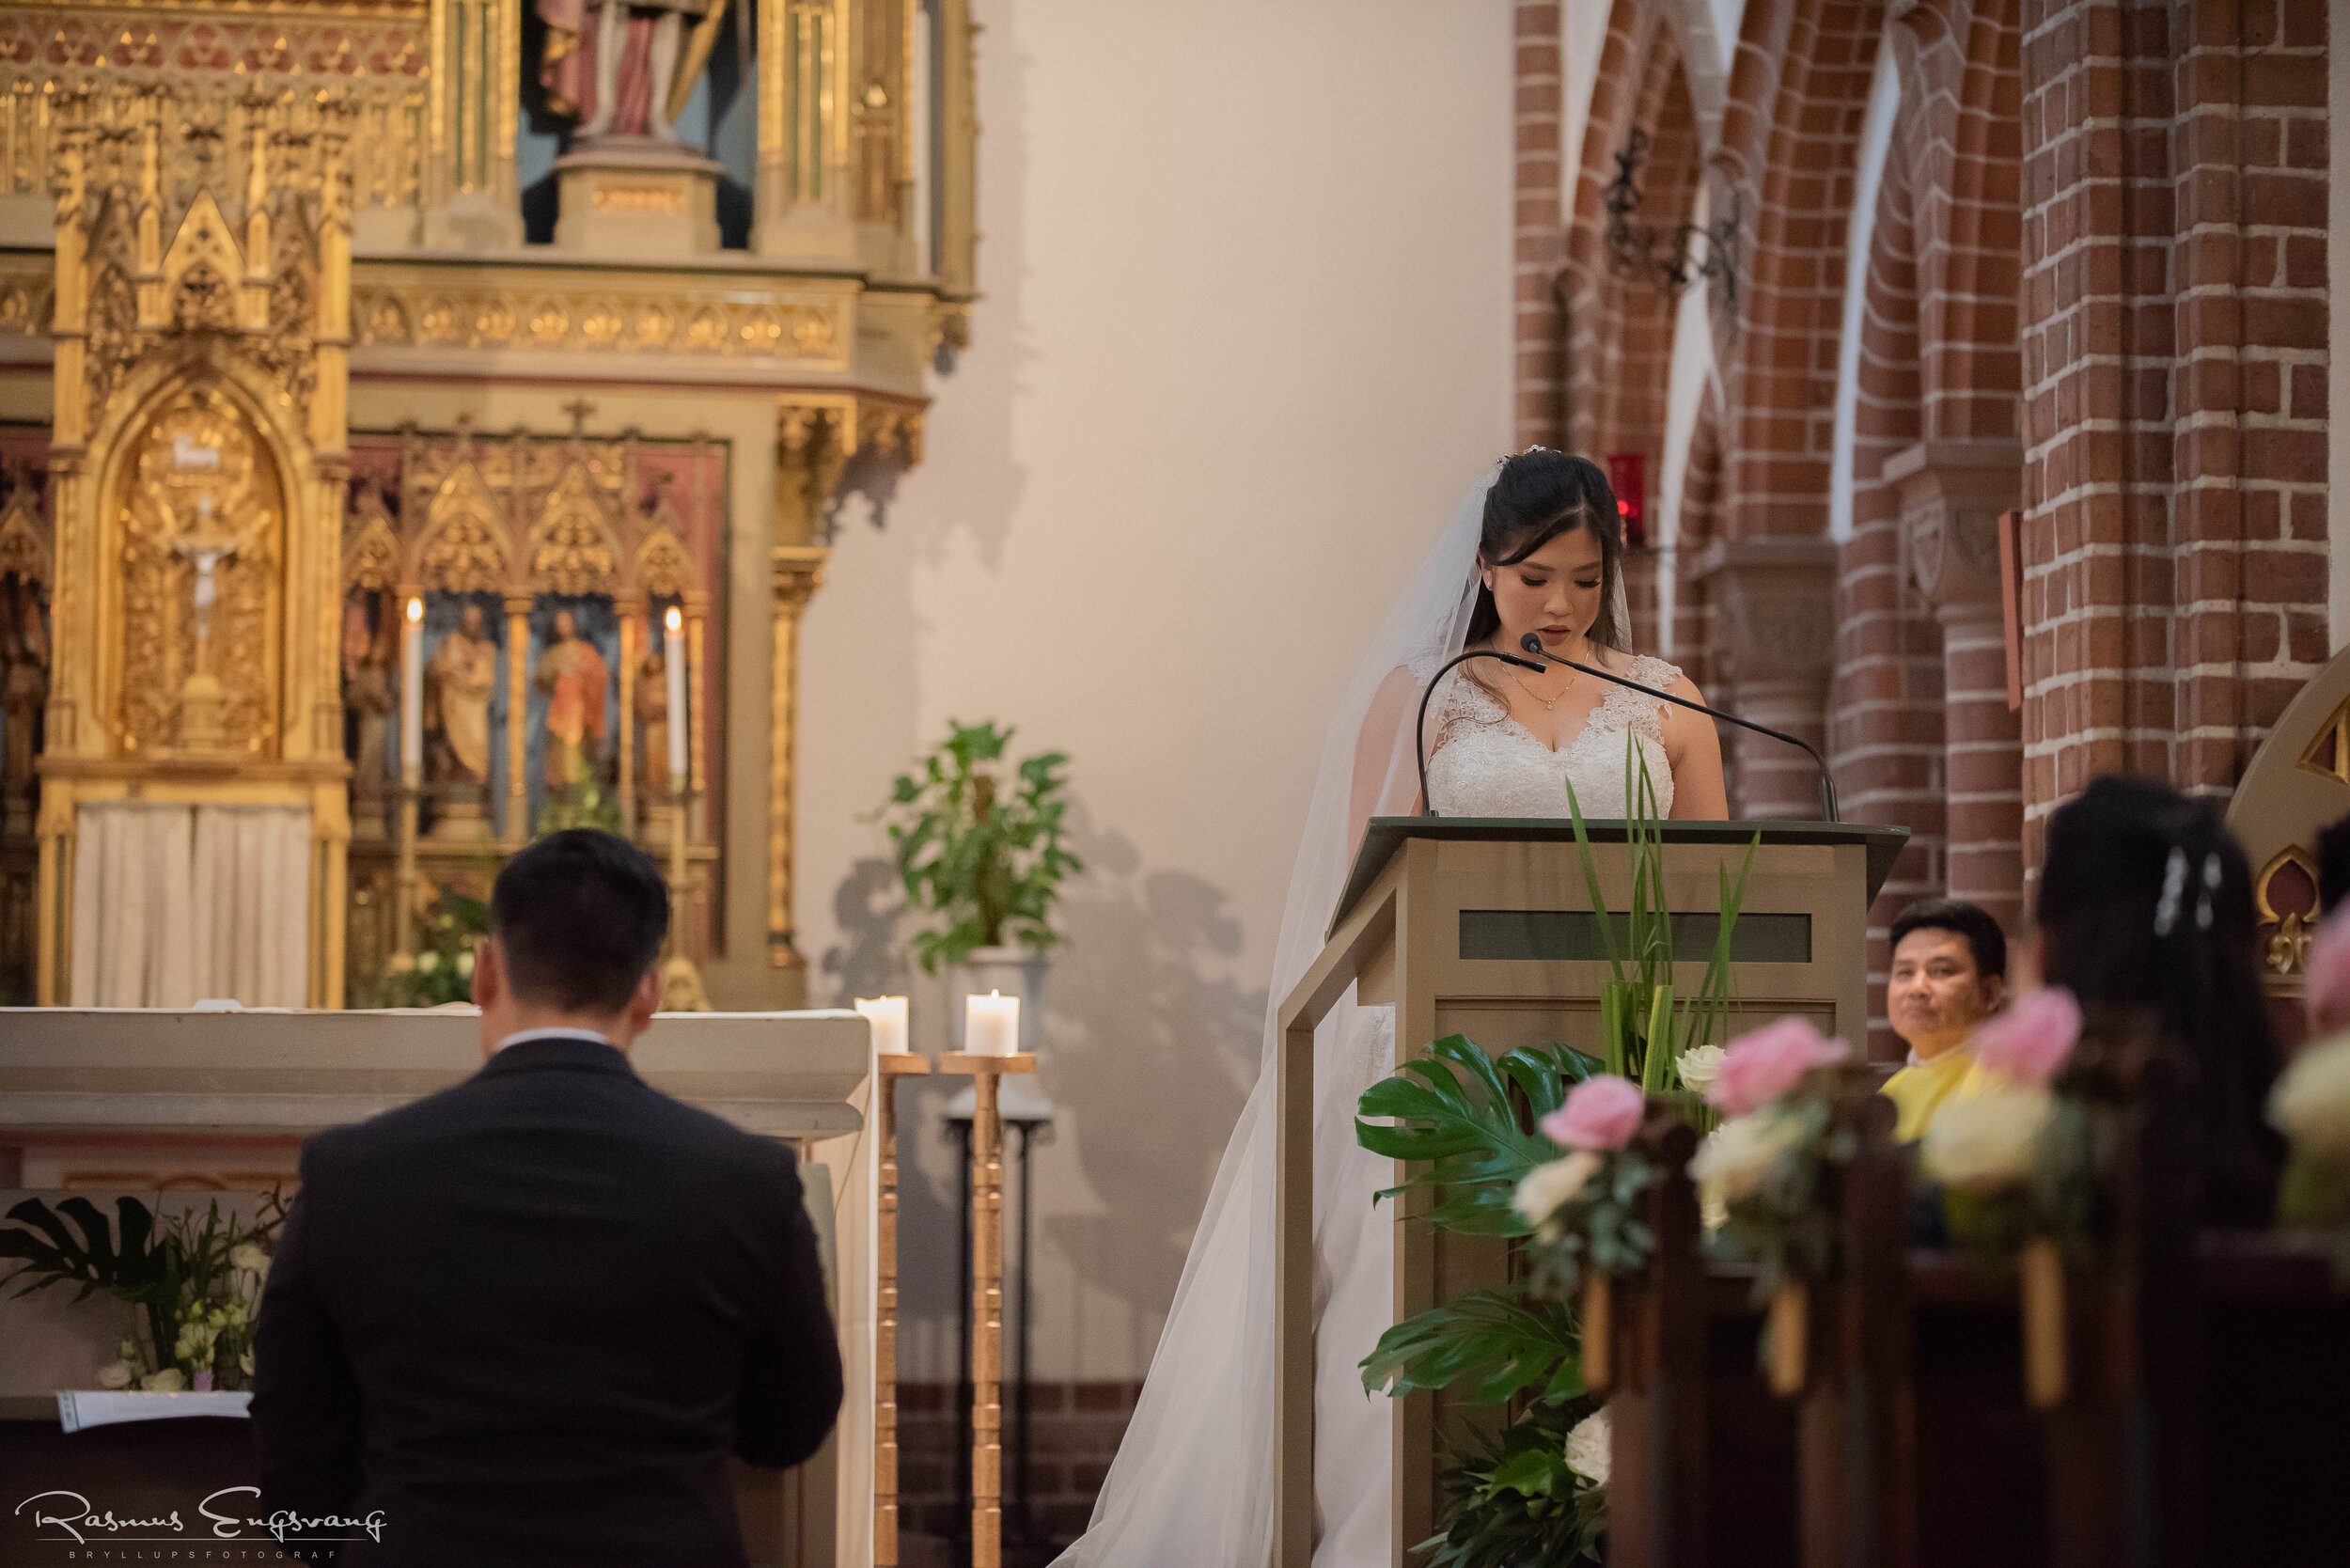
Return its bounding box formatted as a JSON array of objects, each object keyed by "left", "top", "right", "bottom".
[
  {"left": 400, "top": 596, "right": 424, "bottom": 784},
  {"left": 665, "top": 604, "right": 687, "bottom": 792}
]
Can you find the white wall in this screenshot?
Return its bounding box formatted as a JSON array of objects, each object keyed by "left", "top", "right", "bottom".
[{"left": 794, "top": 0, "right": 1514, "bottom": 1381}]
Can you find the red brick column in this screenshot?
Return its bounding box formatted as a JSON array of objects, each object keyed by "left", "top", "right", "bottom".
[
  {"left": 1889, "top": 440, "right": 2026, "bottom": 933},
  {"left": 2018, "top": 0, "right": 2329, "bottom": 866},
  {"left": 1691, "top": 537, "right": 1840, "bottom": 820},
  {"left": 1515, "top": 2, "right": 1564, "bottom": 449}
]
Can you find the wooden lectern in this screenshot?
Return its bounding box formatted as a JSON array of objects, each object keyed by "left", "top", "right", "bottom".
[{"left": 1272, "top": 818, "right": 1906, "bottom": 1568}]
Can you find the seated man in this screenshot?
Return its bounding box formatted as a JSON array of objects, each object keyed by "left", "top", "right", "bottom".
[{"left": 1880, "top": 898, "right": 2009, "bottom": 1142}]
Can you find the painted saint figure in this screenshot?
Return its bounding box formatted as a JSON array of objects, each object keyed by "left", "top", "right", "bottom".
[
  {"left": 535, "top": 609, "right": 610, "bottom": 791},
  {"left": 636, "top": 645, "right": 672, "bottom": 800},
  {"left": 537, "top": 0, "right": 725, "bottom": 146},
  {"left": 427, "top": 603, "right": 498, "bottom": 785}
]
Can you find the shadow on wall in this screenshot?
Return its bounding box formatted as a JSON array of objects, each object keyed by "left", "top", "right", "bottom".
[
  {"left": 819, "top": 807, "right": 1263, "bottom": 1351},
  {"left": 820, "top": 855, "right": 912, "bottom": 1006},
  {"left": 1037, "top": 812, "right": 1261, "bottom": 1318}
]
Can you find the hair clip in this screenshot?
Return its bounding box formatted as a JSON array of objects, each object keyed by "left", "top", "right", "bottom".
[{"left": 2154, "top": 845, "right": 2188, "bottom": 937}]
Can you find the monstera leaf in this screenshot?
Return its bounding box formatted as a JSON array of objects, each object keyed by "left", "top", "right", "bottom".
[
  {"left": 1355, "top": 1035, "right": 1603, "bottom": 1235},
  {"left": 0, "top": 1196, "right": 174, "bottom": 1308},
  {"left": 1360, "top": 1285, "right": 1584, "bottom": 1406}
]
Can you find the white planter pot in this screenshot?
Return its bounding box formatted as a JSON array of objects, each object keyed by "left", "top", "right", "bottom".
[{"left": 946, "top": 944, "right": 1046, "bottom": 1052}]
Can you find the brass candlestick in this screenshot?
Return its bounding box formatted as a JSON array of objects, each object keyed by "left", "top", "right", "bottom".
[
  {"left": 941, "top": 1049, "right": 1037, "bottom": 1568},
  {"left": 873, "top": 1050, "right": 932, "bottom": 1566},
  {"left": 393, "top": 767, "right": 421, "bottom": 958},
  {"left": 659, "top": 792, "right": 707, "bottom": 1008}
]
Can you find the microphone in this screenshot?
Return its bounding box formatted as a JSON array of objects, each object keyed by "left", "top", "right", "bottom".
[
  {"left": 1415, "top": 650, "right": 1549, "bottom": 816},
  {"left": 1516, "top": 633, "right": 1841, "bottom": 823}
]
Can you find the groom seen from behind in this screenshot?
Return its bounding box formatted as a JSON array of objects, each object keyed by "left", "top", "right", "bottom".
[{"left": 251, "top": 829, "right": 841, "bottom": 1566}]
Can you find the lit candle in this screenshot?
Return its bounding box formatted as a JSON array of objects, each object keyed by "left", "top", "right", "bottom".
[
  {"left": 400, "top": 596, "right": 424, "bottom": 785},
  {"left": 965, "top": 990, "right": 1020, "bottom": 1057},
  {"left": 855, "top": 996, "right": 910, "bottom": 1055},
  {"left": 664, "top": 604, "right": 688, "bottom": 794}
]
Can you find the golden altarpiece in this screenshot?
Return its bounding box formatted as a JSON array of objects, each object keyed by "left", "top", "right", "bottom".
[{"left": 0, "top": 0, "right": 978, "bottom": 1010}]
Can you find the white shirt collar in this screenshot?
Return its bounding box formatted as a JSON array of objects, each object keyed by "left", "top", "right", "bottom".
[{"left": 493, "top": 1027, "right": 613, "bottom": 1053}]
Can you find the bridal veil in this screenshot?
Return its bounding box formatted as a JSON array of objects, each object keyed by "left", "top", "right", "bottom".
[{"left": 1052, "top": 478, "right": 1494, "bottom": 1567}]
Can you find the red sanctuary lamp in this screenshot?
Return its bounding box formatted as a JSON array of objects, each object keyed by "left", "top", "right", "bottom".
[{"left": 1606, "top": 451, "right": 1649, "bottom": 549}]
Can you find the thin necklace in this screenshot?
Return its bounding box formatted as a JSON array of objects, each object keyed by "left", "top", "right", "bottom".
[{"left": 1510, "top": 666, "right": 1575, "bottom": 712}]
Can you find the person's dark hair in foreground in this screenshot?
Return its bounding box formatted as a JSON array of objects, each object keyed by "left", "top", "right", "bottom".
[
  {"left": 252, "top": 829, "right": 842, "bottom": 1567},
  {"left": 2036, "top": 776, "right": 2282, "bottom": 1227}
]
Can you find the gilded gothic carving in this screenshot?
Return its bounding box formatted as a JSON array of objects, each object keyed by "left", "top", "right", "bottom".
[
  {"left": 526, "top": 462, "right": 622, "bottom": 597},
  {"left": 113, "top": 385, "right": 286, "bottom": 756}
]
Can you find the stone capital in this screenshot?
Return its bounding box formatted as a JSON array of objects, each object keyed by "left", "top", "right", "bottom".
[
  {"left": 1686, "top": 535, "right": 1841, "bottom": 686},
  {"left": 1886, "top": 439, "right": 2020, "bottom": 616}
]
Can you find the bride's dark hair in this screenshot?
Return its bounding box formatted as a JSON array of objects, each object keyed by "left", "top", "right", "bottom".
[{"left": 1464, "top": 448, "right": 1628, "bottom": 652}]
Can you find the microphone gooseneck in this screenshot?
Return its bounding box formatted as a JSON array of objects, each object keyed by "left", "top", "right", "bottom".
[
  {"left": 1415, "top": 650, "right": 1548, "bottom": 817},
  {"left": 1515, "top": 633, "right": 1841, "bottom": 823}
]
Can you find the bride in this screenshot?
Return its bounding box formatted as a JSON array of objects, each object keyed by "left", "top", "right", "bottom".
[{"left": 1054, "top": 450, "right": 1727, "bottom": 1566}]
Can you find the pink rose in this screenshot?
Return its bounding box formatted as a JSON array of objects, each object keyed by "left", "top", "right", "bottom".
[
  {"left": 1705, "top": 1017, "right": 1848, "bottom": 1118},
  {"left": 2308, "top": 912, "right": 2350, "bottom": 1037},
  {"left": 1971, "top": 986, "right": 2081, "bottom": 1088},
  {"left": 1541, "top": 1074, "right": 1646, "bottom": 1152}
]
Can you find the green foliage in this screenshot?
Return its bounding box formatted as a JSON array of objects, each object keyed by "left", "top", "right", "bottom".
[
  {"left": 875, "top": 720, "right": 1081, "bottom": 972},
  {"left": 370, "top": 883, "right": 490, "bottom": 1007},
  {"left": 0, "top": 1193, "right": 284, "bottom": 1390},
  {"left": 1355, "top": 1036, "right": 1603, "bottom": 1235},
  {"left": 1565, "top": 743, "right": 1759, "bottom": 1092},
  {"left": 1417, "top": 1400, "right": 1606, "bottom": 1568},
  {"left": 1361, "top": 1287, "right": 1584, "bottom": 1406},
  {"left": 1526, "top": 1149, "right": 1660, "bottom": 1298},
  {"left": 533, "top": 774, "right": 623, "bottom": 837}
]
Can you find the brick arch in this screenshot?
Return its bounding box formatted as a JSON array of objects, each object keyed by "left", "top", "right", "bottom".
[
  {"left": 1890, "top": 0, "right": 2024, "bottom": 441},
  {"left": 1559, "top": 7, "right": 1706, "bottom": 665},
  {"left": 1829, "top": 145, "right": 1950, "bottom": 1054},
  {"left": 1719, "top": 0, "right": 1892, "bottom": 541},
  {"left": 1559, "top": 0, "right": 1660, "bottom": 454}
]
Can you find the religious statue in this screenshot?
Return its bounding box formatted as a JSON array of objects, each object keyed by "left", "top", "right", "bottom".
[
  {"left": 636, "top": 644, "right": 673, "bottom": 800},
  {"left": 427, "top": 603, "right": 498, "bottom": 786},
  {"left": 0, "top": 579, "right": 47, "bottom": 820},
  {"left": 538, "top": 0, "right": 729, "bottom": 147},
  {"left": 535, "top": 609, "right": 611, "bottom": 791},
  {"left": 341, "top": 598, "right": 396, "bottom": 839}
]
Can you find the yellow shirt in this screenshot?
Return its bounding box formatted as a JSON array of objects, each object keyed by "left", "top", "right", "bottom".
[{"left": 1881, "top": 1044, "right": 1977, "bottom": 1143}]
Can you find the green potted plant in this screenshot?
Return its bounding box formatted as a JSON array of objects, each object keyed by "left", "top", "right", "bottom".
[{"left": 876, "top": 720, "right": 1079, "bottom": 1048}]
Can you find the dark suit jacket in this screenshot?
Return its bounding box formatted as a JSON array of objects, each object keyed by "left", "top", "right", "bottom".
[{"left": 251, "top": 1034, "right": 842, "bottom": 1567}]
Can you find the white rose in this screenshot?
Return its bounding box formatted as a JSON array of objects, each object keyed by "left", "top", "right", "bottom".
[
  {"left": 1512, "top": 1151, "right": 1604, "bottom": 1231},
  {"left": 141, "top": 1367, "right": 187, "bottom": 1393},
  {"left": 456, "top": 949, "right": 476, "bottom": 978},
  {"left": 1921, "top": 1084, "right": 2053, "bottom": 1192},
  {"left": 1688, "top": 1110, "right": 1804, "bottom": 1205},
  {"left": 95, "top": 1359, "right": 133, "bottom": 1389},
  {"left": 230, "top": 1243, "right": 271, "bottom": 1277},
  {"left": 1675, "top": 1044, "right": 1728, "bottom": 1095},
  {"left": 2270, "top": 1033, "right": 2350, "bottom": 1163},
  {"left": 1564, "top": 1406, "right": 1610, "bottom": 1489},
  {"left": 416, "top": 949, "right": 441, "bottom": 974}
]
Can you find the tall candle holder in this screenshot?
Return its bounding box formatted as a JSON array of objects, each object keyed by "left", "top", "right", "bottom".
[
  {"left": 872, "top": 1043, "right": 931, "bottom": 1566},
  {"left": 940, "top": 1047, "right": 1036, "bottom": 1568}
]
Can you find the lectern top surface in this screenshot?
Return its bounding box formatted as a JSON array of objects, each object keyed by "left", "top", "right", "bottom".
[{"left": 1331, "top": 817, "right": 1910, "bottom": 934}]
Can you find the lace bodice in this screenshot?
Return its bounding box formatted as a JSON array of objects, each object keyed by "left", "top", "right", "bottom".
[{"left": 1420, "top": 652, "right": 1683, "bottom": 818}]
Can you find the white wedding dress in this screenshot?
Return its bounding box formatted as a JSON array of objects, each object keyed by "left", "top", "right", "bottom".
[{"left": 1056, "top": 478, "right": 1682, "bottom": 1568}]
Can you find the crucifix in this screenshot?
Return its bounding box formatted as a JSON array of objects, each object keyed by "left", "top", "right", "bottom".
[{"left": 172, "top": 493, "right": 240, "bottom": 678}]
